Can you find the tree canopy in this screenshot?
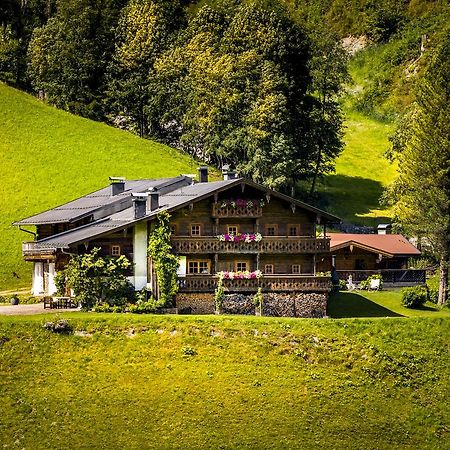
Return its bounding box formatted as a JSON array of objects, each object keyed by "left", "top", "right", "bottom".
[
  {"left": 386, "top": 28, "right": 450, "bottom": 304},
  {"left": 4, "top": 0, "right": 348, "bottom": 195}
]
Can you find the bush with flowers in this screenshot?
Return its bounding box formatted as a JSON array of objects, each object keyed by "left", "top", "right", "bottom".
[
  {"left": 217, "top": 232, "right": 262, "bottom": 242},
  {"left": 216, "top": 270, "right": 263, "bottom": 280}
]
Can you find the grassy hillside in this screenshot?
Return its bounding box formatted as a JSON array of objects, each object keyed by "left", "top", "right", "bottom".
[
  {"left": 1, "top": 313, "right": 449, "bottom": 448},
  {"left": 0, "top": 83, "right": 198, "bottom": 291},
  {"left": 319, "top": 109, "right": 395, "bottom": 226}
]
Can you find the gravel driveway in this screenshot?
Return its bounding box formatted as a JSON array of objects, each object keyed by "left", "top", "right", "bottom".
[{"left": 0, "top": 303, "right": 80, "bottom": 315}]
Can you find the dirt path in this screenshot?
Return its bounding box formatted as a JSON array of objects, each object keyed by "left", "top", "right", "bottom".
[{"left": 0, "top": 303, "right": 80, "bottom": 316}]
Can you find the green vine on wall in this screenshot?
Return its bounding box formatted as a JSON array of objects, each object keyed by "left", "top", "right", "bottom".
[{"left": 148, "top": 211, "right": 179, "bottom": 307}]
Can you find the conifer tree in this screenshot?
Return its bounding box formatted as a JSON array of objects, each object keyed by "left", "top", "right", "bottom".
[{"left": 387, "top": 29, "right": 450, "bottom": 304}]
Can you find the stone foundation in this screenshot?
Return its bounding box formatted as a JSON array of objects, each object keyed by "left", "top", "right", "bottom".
[
  {"left": 176, "top": 293, "right": 215, "bottom": 314},
  {"left": 176, "top": 292, "right": 328, "bottom": 318}
]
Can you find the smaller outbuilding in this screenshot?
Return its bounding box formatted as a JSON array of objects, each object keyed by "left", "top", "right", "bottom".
[{"left": 318, "top": 232, "right": 424, "bottom": 285}]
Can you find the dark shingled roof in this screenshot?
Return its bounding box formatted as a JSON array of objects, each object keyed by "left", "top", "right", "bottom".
[
  {"left": 14, "top": 177, "right": 188, "bottom": 225},
  {"left": 16, "top": 176, "right": 341, "bottom": 249}
]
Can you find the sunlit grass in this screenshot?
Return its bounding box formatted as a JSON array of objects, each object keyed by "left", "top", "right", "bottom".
[
  {"left": 0, "top": 313, "right": 449, "bottom": 448},
  {"left": 0, "top": 83, "right": 198, "bottom": 291}
]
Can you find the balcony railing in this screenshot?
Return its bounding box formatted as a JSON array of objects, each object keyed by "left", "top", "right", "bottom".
[
  {"left": 212, "top": 203, "right": 263, "bottom": 218},
  {"left": 22, "top": 241, "right": 56, "bottom": 260},
  {"left": 336, "top": 269, "right": 426, "bottom": 284},
  {"left": 171, "top": 237, "right": 330, "bottom": 254},
  {"left": 177, "top": 275, "right": 331, "bottom": 293}
]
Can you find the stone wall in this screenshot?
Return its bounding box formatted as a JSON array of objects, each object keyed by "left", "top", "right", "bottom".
[
  {"left": 176, "top": 292, "right": 328, "bottom": 318},
  {"left": 176, "top": 293, "right": 215, "bottom": 314}
]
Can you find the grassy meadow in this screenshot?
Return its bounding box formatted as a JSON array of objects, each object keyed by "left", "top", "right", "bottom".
[
  {"left": 0, "top": 310, "right": 449, "bottom": 449},
  {"left": 319, "top": 109, "right": 395, "bottom": 226},
  {"left": 0, "top": 83, "right": 198, "bottom": 291}
]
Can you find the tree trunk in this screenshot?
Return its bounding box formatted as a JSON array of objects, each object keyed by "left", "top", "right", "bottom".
[{"left": 438, "top": 255, "right": 449, "bottom": 305}]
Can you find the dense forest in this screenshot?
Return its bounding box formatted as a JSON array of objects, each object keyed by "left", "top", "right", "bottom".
[{"left": 0, "top": 0, "right": 448, "bottom": 195}]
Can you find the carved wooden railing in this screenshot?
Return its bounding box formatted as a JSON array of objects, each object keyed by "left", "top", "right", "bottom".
[
  {"left": 212, "top": 203, "right": 263, "bottom": 218},
  {"left": 22, "top": 241, "right": 56, "bottom": 257},
  {"left": 171, "top": 237, "right": 330, "bottom": 254},
  {"left": 177, "top": 275, "right": 331, "bottom": 292}
]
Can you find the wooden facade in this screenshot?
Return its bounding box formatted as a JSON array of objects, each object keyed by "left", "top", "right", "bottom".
[
  {"left": 18, "top": 174, "right": 337, "bottom": 296},
  {"left": 166, "top": 186, "right": 329, "bottom": 294}
]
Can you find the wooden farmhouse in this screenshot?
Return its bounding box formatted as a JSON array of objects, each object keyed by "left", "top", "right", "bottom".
[{"left": 15, "top": 167, "right": 340, "bottom": 316}]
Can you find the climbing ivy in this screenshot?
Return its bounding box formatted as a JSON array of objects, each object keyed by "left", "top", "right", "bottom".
[{"left": 147, "top": 211, "right": 179, "bottom": 307}]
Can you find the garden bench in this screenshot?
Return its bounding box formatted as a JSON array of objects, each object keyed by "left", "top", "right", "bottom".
[{"left": 44, "top": 296, "right": 78, "bottom": 309}]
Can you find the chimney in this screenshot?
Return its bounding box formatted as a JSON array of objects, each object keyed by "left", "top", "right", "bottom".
[
  {"left": 148, "top": 187, "right": 159, "bottom": 211},
  {"left": 222, "top": 165, "right": 237, "bottom": 180},
  {"left": 109, "top": 177, "right": 125, "bottom": 196},
  {"left": 132, "top": 193, "right": 148, "bottom": 219},
  {"left": 377, "top": 223, "right": 392, "bottom": 235},
  {"left": 198, "top": 166, "right": 209, "bottom": 183}
]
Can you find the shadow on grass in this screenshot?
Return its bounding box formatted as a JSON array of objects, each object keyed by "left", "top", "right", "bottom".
[
  {"left": 415, "top": 304, "right": 441, "bottom": 312},
  {"left": 328, "top": 292, "right": 403, "bottom": 318},
  {"left": 317, "top": 174, "right": 391, "bottom": 226}
]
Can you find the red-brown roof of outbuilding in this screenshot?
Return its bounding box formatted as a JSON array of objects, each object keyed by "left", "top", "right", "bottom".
[{"left": 328, "top": 233, "right": 421, "bottom": 257}]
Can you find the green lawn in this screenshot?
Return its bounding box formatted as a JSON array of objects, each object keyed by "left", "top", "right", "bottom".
[
  {"left": 328, "top": 289, "right": 450, "bottom": 318},
  {"left": 319, "top": 109, "right": 396, "bottom": 226},
  {"left": 0, "top": 312, "right": 449, "bottom": 448},
  {"left": 0, "top": 83, "right": 198, "bottom": 291}
]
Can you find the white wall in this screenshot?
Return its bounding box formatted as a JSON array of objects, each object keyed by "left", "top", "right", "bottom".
[
  {"left": 47, "top": 263, "right": 57, "bottom": 295},
  {"left": 133, "top": 222, "right": 148, "bottom": 290},
  {"left": 32, "top": 262, "right": 44, "bottom": 296}
]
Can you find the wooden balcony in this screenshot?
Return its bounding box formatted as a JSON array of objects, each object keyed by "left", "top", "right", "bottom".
[
  {"left": 337, "top": 269, "right": 426, "bottom": 284},
  {"left": 212, "top": 203, "right": 263, "bottom": 218},
  {"left": 177, "top": 275, "right": 331, "bottom": 293},
  {"left": 171, "top": 236, "right": 330, "bottom": 254},
  {"left": 22, "top": 242, "right": 56, "bottom": 261}
]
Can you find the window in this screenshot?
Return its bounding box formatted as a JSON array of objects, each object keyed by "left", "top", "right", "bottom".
[
  {"left": 235, "top": 261, "right": 249, "bottom": 272},
  {"left": 292, "top": 264, "right": 301, "bottom": 274},
  {"left": 264, "top": 264, "right": 274, "bottom": 274},
  {"left": 188, "top": 260, "right": 210, "bottom": 274},
  {"left": 227, "top": 225, "right": 238, "bottom": 235},
  {"left": 288, "top": 225, "right": 299, "bottom": 236},
  {"left": 111, "top": 245, "right": 121, "bottom": 256},
  {"left": 265, "top": 224, "right": 277, "bottom": 236},
  {"left": 190, "top": 224, "right": 201, "bottom": 236}
]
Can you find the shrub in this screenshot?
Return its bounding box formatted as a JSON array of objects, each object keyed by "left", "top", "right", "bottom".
[
  {"left": 214, "top": 278, "right": 225, "bottom": 313},
  {"left": 92, "top": 304, "right": 125, "bottom": 313},
  {"left": 128, "top": 299, "right": 157, "bottom": 314},
  {"left": 428, "top": 287, "right": 439, "bottom": 304},
  {"left": 401, "top": 286, "right": 427, "bottom": 309},
  {"left": 56, "top": 248, "right": 135, "bottom": 310},
  {"left": 338, "top": 279, "right": 347, "bottom": 291},
  {"left": 359, "top": 274, "right": 383, "bottom": 290},
  {"left": 252, "top": 288, "right": 263, "bottom": 315}
]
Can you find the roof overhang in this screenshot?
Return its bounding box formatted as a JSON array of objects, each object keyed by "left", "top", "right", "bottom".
[{"left": 331, "top": 240, "right": 395, "bottom": 257}]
